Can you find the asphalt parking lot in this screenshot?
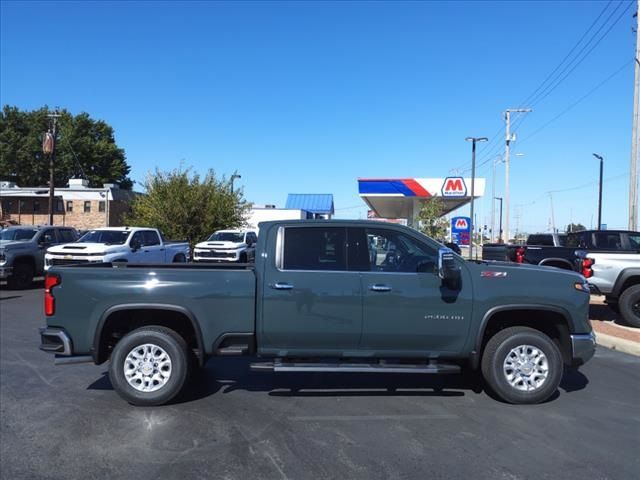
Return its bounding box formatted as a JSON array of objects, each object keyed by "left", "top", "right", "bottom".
[{"left": 1, "top": 285, "right": 639, "bottom": 480}]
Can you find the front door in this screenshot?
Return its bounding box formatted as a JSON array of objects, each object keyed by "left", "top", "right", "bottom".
[
  {"left": 260, "top": 226, "right": 363, "bottom": 355},
  {"left": 355, "top": 227, "right": 474, "bottom": 356}
]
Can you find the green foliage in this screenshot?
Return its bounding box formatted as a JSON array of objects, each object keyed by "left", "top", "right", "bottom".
[
  {"left": 417, "top": 197, "right": 449, "bottom": 240},
  {"left": 565, "top": 223, "right": 586, "bottom": 233},
  {"left": 125, "top": 167, "right": 251, "bottom": 245},
  {"left": 0, "top": 105, "right": 132, "bottom": 189}
]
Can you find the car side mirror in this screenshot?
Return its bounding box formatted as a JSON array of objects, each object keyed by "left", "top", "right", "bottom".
[
  {"left": 130, "top": 239, "right": 141, "bottom": 252},
  {"left": 438, "top": 247, "right": 461, "bottom": 290}
]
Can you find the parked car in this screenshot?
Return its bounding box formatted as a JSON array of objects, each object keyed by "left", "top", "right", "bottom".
[
  {"left": 576, "top": 230, "right": 640, "bottom": 327},
  {"left": 40, "top": 220, "right": 595, "bottom": 406},
  {"left": 0, "top": 225, "right": 78, "bottom": 289},
  {"left": 44, "top": 227, "right": 190, "bottom": 269},
  {"left": 193, "top": 229, "right": 257, "bottom": 263}
]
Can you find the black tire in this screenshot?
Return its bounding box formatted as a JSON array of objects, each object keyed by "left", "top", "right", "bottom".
[
  {"left": 239, "top": 252, "right": 248, "bottom": 263},
  {"left": 108, "top": 326, "right": 190, "bottom": 406},
  {"left": 481, "top": 326, "right": 563, "bottom": 404},
  {"left": 605, "top": 296, "right": 620, "bottom": 314},
  {"left": 173, "top": 253, "right": 186, "bottom": 263},
  {"left": 7, "top": 262, "right": 34, "bottom": 290},
  {"left": 618, "top": 285, "right": 640, "bottom": 328}
]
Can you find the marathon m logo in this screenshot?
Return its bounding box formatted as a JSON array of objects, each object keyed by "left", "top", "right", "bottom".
[
  {"left": 454, "top": 218, "right": 468, "bottom": 229},
  {"left": 441, "top": 177, "right": 467, "bottom": 197}
]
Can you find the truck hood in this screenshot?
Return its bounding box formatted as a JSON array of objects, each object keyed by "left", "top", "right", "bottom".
[
  {"left": 195, "top": 241, "right": 246, "bottom": 250},
  {"left": 470, "top": 259, "right": 583, "bottom": 280},
  {"left": 0, "top": 240, "right": 32, "bottom": 250},
  {"left": 47, "top": 243, "right": 127, "bottom": 255}
]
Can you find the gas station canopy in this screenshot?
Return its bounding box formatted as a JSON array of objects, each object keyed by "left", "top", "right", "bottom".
[{"left": 358, "top": 177, "right": 486, "bottom": 224}]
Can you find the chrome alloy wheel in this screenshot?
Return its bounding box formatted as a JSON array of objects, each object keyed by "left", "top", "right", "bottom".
[
  {"left": 502, "top": 344, "right": 549, "bottom": 392},
  {"left": 124, "top": 343, "right": 172, "bottom": 393}
]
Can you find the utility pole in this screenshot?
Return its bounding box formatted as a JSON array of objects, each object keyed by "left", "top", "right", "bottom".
[
  {"left": 230, "top": 173, "right": 241, "bottom": 194},
  {"left": 630, "top": 3, "right": 639, "bottom": 230},
  {"left": 495, "top": 196, "right": 503, "bottom": 242},
  {"left": 503, "top": 108, "right": 532, "bottom": 243},
  {"left": 465, "top": 136, "right": 488, "bottom": 259},
  {"left": 549, "top": 192, "right": 556, "bottom": 233},
  {"left": 593, "top": 153, "right": 604, "bottom": 230},
  {"left": 42, "top": 110, "right": 61, "bottom": 226}
]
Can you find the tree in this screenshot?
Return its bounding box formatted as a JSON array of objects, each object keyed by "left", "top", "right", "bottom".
[
  {"left": 125, "top": 167, "right": 251, "bottom": 245},
  {"left": 416, "top": 197, "right": 449, "bottom": 240},
  {"left": 565, "top": 223, "right": 586, "bottom": 233},
  {"left": 0, "top": 105, "right": 132, "bottom": 189}
]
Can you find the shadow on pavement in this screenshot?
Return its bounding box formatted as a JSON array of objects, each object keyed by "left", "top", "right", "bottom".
[{"left": 589, "top": 302, "right": 633, "bottom": 328}]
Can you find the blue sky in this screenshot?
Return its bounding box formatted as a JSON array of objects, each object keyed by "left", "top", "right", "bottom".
[{"left": 1, "top": 1, "right": 637, "bottom": 232}]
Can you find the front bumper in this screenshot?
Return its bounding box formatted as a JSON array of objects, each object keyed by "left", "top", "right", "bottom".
[
  {"left": 0, "top": 266, "right": 13, "bottom": 279},
  {"left": 570, "top": 332, "right": 597, "bottom": 367}
]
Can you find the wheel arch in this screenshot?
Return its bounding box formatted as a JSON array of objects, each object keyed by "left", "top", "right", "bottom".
[
  {"left": 612, "top": 268, "right": 640, "bottom": 298},
  {"left": 93, "top": 303, "right": 205, "bottom": 366},
  {"left": 471, "top": 305, "right": 575, "bottom": 369},
  {"left": 538, "top": 258, "right": 574, "bottom": 270}
]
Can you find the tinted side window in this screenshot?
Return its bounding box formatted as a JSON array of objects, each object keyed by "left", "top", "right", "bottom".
[
  {"left": 142, "top": 230, "right": 161, "bottom": 246},
  {"left": 527, "top": 235, "right": 553, "bottom": 246},
  {"left": 594, "top": 233, "right": 622, "bottom": 250},
  {"left": 628, "top": 233, "right": 640, "bottom": 250},
  {"left": 283, "top": 227, "right": 346, "bottom": 271},
  {"left": 366, "top": 228, "right": 436, "bottom": 273},
  {"left": 40, "top": 229, "right": 57, "bottom": 244},
  {"left": 131, "top": 231, "right": 144, "bottom": 246},
  {"left": 58, "top": 229, "right": 76, "bottom": 243}
]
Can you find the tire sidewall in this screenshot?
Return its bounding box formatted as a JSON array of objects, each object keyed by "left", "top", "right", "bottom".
[
  {"left": 619, "top": 285, "right": 640, "bottom": 328},
  {"left": 9, "top": 263, "right": 34, "bottom": 290},
  {"left": 486, "top": 330, "right": 563, "bottom": 404},
  {"left": 109, "top": 329, "right": 188, "bottom": 406}
]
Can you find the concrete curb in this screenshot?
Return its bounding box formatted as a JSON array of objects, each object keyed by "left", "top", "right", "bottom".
[{"left": 596, "top": 332, "right": 640, "bottom": 357}]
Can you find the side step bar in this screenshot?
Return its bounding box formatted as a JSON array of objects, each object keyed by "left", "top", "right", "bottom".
[{"left": 250, "top": 361, "right": 460, "bottom": 374}]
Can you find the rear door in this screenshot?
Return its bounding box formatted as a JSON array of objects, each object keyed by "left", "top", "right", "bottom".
[
  {"left": 355, "top": 226, "right": 474, "bottom": 356},
  {"left": 260, "top": 225, "right": 363, "bottom": 355}
]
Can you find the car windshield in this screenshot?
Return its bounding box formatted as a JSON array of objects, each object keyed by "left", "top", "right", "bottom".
[
  {"left": 0, "top": 228, "right": 38, "bottom": 241},
  {"left": 208, "top": 232, "right": 244, "bottom": 242},
  {"left": 78, "top": 230, "right": 131, "bottom": 245}
]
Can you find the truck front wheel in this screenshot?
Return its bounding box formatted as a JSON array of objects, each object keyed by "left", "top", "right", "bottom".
[
  {"left": 481, "top": 326, "right": 563, "bottom": 404},
  {"left": 618, "top": 285, "right": 640, "bottom": 328},
  {"left": 8, "top": 262, "right": 34, "bottom": 290},
  {"left": 108, "top": 326, "right": 190, "bottom": 406}
]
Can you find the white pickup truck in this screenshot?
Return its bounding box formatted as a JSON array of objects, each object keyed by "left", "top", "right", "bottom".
[
  {"left": 45, "top": 227, "right": 190, "bottom": 270},
  {"left": 193, "top": 229, "right": 257, "bottom": 263}
]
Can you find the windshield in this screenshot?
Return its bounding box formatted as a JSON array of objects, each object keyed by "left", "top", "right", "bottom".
[
  {"left": 0, "top": 228, "right": 38, "bottom": 241},
  {"left": 208, "top": 232, "right": 245, "bottom": 243},
  {"left": 78, "top": 230, "right": 131, "bottom": 245}
]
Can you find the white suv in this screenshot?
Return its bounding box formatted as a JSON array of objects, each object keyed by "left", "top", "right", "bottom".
[{"left": 193, "top": 229, "right": 257, "bottom": 263}]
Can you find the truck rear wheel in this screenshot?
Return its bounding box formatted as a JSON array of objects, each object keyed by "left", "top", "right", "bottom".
[
  {"left": 108, "top": 326, "right": 190, "bottom": 406},
  {"left": 618, "top": 285, "right": 640, "bottom": 328},
  {"left": 481, "top": 326, "right": 563, "bottom": 404}
]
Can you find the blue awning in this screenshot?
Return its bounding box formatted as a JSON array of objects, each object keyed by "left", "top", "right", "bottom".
[{"left": 285, "top": 194, "right": 334, "bottom": 215}]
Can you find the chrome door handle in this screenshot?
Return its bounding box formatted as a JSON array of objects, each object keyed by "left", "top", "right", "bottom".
[
  {"left": 369, "top": 284, "right": 392, "bottom": 292},
  {"left": 271, "top": 282, "right": 294, "bottom": 290}
]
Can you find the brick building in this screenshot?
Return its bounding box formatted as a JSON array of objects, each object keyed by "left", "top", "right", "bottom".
[{"left": 0, "top": 179, "right": 140, "bottom": 230}]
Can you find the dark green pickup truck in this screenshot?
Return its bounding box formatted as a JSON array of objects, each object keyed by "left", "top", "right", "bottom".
[{"left": 40, "top": 220, "right": 596, "bottom": 406}]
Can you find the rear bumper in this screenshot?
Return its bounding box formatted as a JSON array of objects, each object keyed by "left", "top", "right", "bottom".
[
  {"left": 39, "top": 327, "right": 94, "bottom": 364},
  {"left": 570, "top": 332, "right": 597, "bottom": 367}
]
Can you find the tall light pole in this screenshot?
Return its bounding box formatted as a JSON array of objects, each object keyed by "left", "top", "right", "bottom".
[
  {"left": 230, "top": 173, "right": 241, "bottom": 194},
  {"left": 504, "top": 108, "right": 532, "bottom": 243},
  {"left": 42, "top": 110, "right": 61, "bottom": 226},
  {"left": 490, "top": 152, "right": 523, "bottom": 242},
  {"left": 593, "top": 153, "right": 604, "bottom": 230},
  {"left": 465, "top": 136, "right": 488, "bottom": 259},
  {"left": 494, "top": 197, "right": 503, "bottom": 242},
  {"left": 629, "top": 2, "right": 639, "bottom": 230}
]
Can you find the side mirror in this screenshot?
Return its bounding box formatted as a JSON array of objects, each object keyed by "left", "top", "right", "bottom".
[
  {"left": 438, "top": 247, "right": 461, "bottom": 290},
  {"left": 130, "top": 239, "right": 141, "bottom": 252}
]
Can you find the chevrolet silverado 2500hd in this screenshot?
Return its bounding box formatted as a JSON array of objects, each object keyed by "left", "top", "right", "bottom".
[{"left": 40, "top": 220, "right": 595, "bottom": 406}]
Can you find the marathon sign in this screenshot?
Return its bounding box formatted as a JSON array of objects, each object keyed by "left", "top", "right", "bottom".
[
  {"left": 451, "top": 216, "right": 471, "bottom": 246},
  {"left": 441, "top": 177, "right": 467, "bottom": 197}
]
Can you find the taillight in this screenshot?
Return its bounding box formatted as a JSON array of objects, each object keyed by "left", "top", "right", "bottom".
[
  {"left": 581, "top": 258, "right": 594, "bottom": 279},
  {"left": 515, "top": 247, "right": 525, "bottom": 264},
  {"left": 44, "top": 273, "right": 61, "bottom": 316}
]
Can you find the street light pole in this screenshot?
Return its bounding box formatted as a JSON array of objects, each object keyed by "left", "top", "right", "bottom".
[
  {"left": 465, "top": 136, "right": 488, "bottom": 259},
  {"left": 43, "top": 110, "right": 61, "bottom": 226},
  {"left": 495, "top": 197, "right": 503, "bottom": 242},
  {"left": 593, "top": 153, "right": 604, "bottom": 230}
]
